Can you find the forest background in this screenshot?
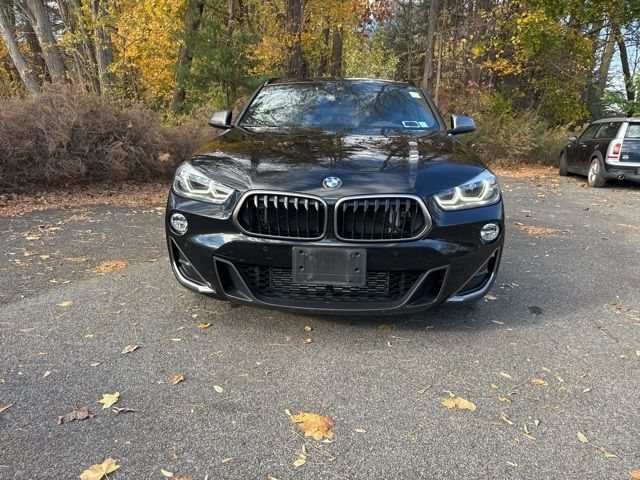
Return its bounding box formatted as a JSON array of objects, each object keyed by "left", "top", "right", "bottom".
[{"left": 1, "top": 0, "right": 639, "bottom": 190}]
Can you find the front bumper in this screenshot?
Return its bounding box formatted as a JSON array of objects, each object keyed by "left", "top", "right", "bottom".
[{"left": 166, "top": 192, "right": 504, "bottom": 315}]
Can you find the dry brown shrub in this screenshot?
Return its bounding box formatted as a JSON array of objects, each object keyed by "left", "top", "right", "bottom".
[{"left": 0, "top": 85, "right": 212, "bottom": 192}]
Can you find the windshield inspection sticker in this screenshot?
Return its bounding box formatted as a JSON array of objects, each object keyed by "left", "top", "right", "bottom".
[
  {"left": 409, "top": 91, "right": 422, "bottom": 98},
  {"left": 402, "top": 121, "right": 421, "bottom": 128}
]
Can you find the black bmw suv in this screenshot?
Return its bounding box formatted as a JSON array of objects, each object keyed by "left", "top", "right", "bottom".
[{"left": 166, "top": 78, "right": 504, "bottom": 315}]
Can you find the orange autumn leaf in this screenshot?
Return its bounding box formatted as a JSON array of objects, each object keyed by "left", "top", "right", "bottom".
[
  {"left": 290, "top": 411, "right": 334, "bottom": 440},
  {"left": 88, "top": 261, "right": 126, "bottom": 275},
  {"left": 441, "top": 395, "right": 477, "bottom": 411}
]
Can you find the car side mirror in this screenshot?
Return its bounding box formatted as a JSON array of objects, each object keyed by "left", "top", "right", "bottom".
[
  {"left": 448, "top": 115, "right": 476, "bottom": 135},
  {"left": 568, "top": 136, "right": 577, "bottom": 143},
  {"left": 209, "top": 110, "right": 232, "bottom": 129}
]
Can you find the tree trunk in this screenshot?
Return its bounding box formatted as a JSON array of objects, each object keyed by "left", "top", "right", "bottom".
[
  {"left": 68, "top": 0, "right": 100, "bottom": 94},
  {"left": 25, "top": 0, "right": 67, "bottom": 84},
  {"left": 0, "top": 3, "right": 41, "bottom": 93},
  {"left": 22, "top": 16, "right": 46, "bottom": 82},
  {"left": 169, "top": 0, "right": 205, "bottom": 114},
  {"left": 227, "top": 0, "right": 235, "bottom": 40},
  {"left": 595, "top": 26, "right": 615, "bottom": 101},
  {"left": 421, "top": 0, "right": 441, "bottom": 92},
  {"left": 285, "top": 0, "right": 306, "bottom": 77},
  {"left": 406, "top": 0, "right": 413, "bottom": 80},
  {"left": 317, "top": 24, "right": 329, "bottom": 76},
  {"left": 91, "top": 0, "right": 115, "bottom": 93},
  {"left": 614, "top": 25, "right": 635, "bottom": 109},
  {"left": 330, "top": 27, "right": 343, "bottom": 77}
]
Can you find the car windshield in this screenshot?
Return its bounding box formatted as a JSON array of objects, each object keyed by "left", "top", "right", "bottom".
[{"left": 239, "top": 81, "right": 439, "bottom": 135}]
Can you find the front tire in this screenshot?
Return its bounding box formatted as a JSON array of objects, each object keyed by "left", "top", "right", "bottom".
[
  {"left": 559, "top": 152, "right": 569, "bottom": 176},
  {"left": 587, "top": 158, "right": 606, "bottom": 188}
]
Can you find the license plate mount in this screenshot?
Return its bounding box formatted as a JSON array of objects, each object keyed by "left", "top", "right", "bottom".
[{"left": 292, "top": 247, "right": 366, "bottom": 287}]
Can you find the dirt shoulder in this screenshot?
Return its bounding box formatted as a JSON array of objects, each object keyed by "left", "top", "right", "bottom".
[{"left": 0, "top": 181, "right": 169, "bottom": 218}]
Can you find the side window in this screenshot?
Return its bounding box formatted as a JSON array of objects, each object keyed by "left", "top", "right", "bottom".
[
  {"left": 594, "top": 122, "right": 621, "bottom": 139},
  {"left": 625, "top": 124, "right": 640, "bottom": 138},
  {"left": 579, "top": 125, "right": 599, "bottom": 140}
]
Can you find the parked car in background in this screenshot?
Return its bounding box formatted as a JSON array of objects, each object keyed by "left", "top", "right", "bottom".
[
  {"left": 165, "top": 78, "right": 504, "bottom": 315},
  {"left": 560, "top": 118, "right": 640, "bottom": 187}
]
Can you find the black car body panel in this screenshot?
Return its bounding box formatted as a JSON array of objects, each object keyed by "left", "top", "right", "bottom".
[
  {"left": 190, "top": 129, "right": 486, "bottom": 198},
  {"left": 166, "top": 79, "right": 504, "bottom": 314}
]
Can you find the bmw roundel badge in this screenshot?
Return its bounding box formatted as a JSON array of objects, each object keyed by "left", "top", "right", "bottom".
[{"left": 323, "top": 176, "right": 342, "bottom": 190}]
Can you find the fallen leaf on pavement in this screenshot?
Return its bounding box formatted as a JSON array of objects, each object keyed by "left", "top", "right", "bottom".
[
  {"left": 484, "top": 294, "right": 498, "bottom": 301},
  {"left": 418, "top": 387, "right": 427, "bottom": 395},
  {"left": 65, "top": 256, "right": 90, "bottom": 263},
  {"left": 197, "top": 322, "right": 211, "bottom": 330},
  {"left": 98, "top": 392, "right": 120, "bottom": 410},
  {"left": 58, "top": 301, "right": 73, "bottom": 307},
  {"left": 603, "top": 451, "right": 618, "bottom": 459},
  {"left": 577, "top": 432, "right": 589, "bottom": 443},
  {"left": 500, "top": 371, "right": 512, "bottom": 379},
  {"left": 57, "top": 406, "right": 96, "bottom": 425},
  {"left": 498, "top": 396, "right": 512, "bottom": 404},
  {"left": 121, "top": 344, "right": 139, "bottom": 355},
  {"left": 161, "top": 469, "right": 173, "bottom": 477},
  {"left": 112, "top": 406, "right": 135, "bottom": 414},
  {"left": 169, "top": 374, "right": 184, "bottom": 385},
  {"left": 293, "top": 452, "right": 307, "bottom": 467},
  {"left": 79, "top": 458, "right": 120, "bottom": 480},
  {"left": 532, "top": 378, "right": 549, "bottom": 387},
  {"left": 304, "top": 325, "right": 313, "bottom": 332},
  {"left": 500, "top": 412, "right": 513, "bottom": 425},
  {"left": 290, "top": 411, "right": 334, "bottom": 440},
  {"left": 441, "top": 395, "right": 476, "bottom": 412},
  {"left": 303, "top": 338, "right": 313, "bottom": 345},
  {"left": 516, "top": 224, "right": 559, "bottom": 237},
  {"left": 221, "top": 457, "right": 232, "bottom": 463},
  {"left": 88, "top": 261, "right": 127, "bottom": 275},
  {"left": 630, "top": 470, "right": 640, "bottom": 479},
  {"left": 43, "top": 370, "right": 51, "bottom": 378},
  {"left": 355, "top": 427, "right": 366, "bottom": 433},
  {"left": 377, "top": 324, "right": 394, "bottom": 331},
  {"left": 213, "top": 385, "right": 224, "bottom": 393},
  {"left": 0, "top": 403, "right": 14, "bottom": 414},
  {"left": 528, "top": 305, "right": 544, "bottom": 315}
]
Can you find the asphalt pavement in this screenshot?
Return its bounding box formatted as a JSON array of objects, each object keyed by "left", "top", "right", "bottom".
[{"left": 1, "top": 173, "right": 639, "bottom": 479}]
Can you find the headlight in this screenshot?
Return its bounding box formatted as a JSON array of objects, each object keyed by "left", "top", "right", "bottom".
[
  {"left": 173, "top": 163, "right": 234, "bottom": 204},
  {"left": 434, "top": 170, "right": 501, "bottom": 210}
]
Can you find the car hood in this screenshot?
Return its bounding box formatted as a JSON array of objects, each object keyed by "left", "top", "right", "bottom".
[{"left": 189, "top": 128, "right": 487, "bottom": 197}]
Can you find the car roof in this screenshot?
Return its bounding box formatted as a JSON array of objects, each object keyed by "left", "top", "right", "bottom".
[
  {"left": 591, "top": 117, "right": 640, "bottom": 124},
  {"left": 266, "top": 77, "right": 413, "bottom": 87}
]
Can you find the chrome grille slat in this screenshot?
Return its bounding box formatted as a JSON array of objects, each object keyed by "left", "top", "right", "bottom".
[
  {"left": 334, "top": 195, "right": 431, "bottom": 242},
  {"left": 234, "top": 191, "right": 327, "bottom": 240}
]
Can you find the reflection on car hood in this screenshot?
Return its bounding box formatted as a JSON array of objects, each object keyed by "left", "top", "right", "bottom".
[{"left": 189, "top": 128, "right": 487, "bottom": 197}]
